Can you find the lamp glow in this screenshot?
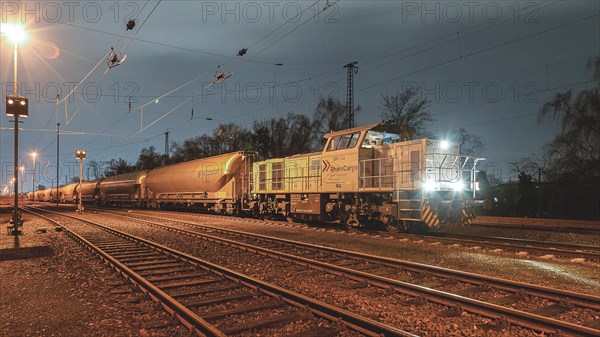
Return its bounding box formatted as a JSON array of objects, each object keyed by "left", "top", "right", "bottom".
[
  {"left": 1, "top": 23, "right": 27, "bottom": 43},
  {"left": 441, "top": 140, "right": 449, "bottom": 150}
]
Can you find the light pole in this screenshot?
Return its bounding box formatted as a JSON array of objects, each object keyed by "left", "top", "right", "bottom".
[
  {"left": 20, "top": 165, "right": 25, "bottom": 199},
  {"left": 30, "top": 152, "right": 37, "bottom": 203},
  {"left": 2, "top": 23, "right": 28, "bottom": 236},
  {"left": 76, "top": 149, "right": 86, "bottom": 213}
]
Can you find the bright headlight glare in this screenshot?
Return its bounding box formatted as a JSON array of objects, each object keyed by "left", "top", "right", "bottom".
[
  {"left": 423, "top": 180, "right": 437, "bottom": 191},
  {"left": 452, "top": 181, "right": 464, "bottom": 191}
]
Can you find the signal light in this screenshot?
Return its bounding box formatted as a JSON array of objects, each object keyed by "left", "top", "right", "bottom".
[
  {"left": 75, "top": 149, "right": 87, "bottom": 159},
  {"left": 5, "top": 96, "right": 28, "bottom": 117}
]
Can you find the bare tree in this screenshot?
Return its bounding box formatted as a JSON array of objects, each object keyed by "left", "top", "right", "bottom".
[
  {"left": 509, "top": 150, "right": 550, "bottom": 183},
  {"left": 104, "top": 158, "right": 136, "bottom": 177},
  {"left": 312, "top": 96, "right": 360, "bottom": 145},
  {"left": 86, "top": 160, "right": 104, "bottom": 180},
  {"left": 379, "top": 88, "right": 433, "bottom": 136},
  {"left": 539, "top": 56, "right": 600, "bottom": 183},
  {"left": 450, "top": 128, "right": 485, "bottom": 157}
]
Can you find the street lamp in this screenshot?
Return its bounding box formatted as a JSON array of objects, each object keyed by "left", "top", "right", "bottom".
[
  {"left": 75, "top": 149, "right": 86, "bottom": 213},
  {"left": 31, "top": 152, "right": 37, "bottom": 203},
  {"left": 2, "top": 23, "right": 28, "bottom": 235}
]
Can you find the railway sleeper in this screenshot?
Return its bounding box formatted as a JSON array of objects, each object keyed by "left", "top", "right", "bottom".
[
  {"left": 528, "top": 302, "right": 572, "bottom": 317},
  {"left": 147, "top": 272, "right": 211, "bottom": 283},
  {"left": 401, "top": 296, "right": 428, "bottom": 306},
  {"left": 119, "top": 255, "right": 165, "bottom": 263},
  {"left": 96, "top": 243, "right": 139, "bottom": 249},
  {"left": 487, "top": 292, "right": 524, "bottom": 306},
  {"left": 113, "top": 252, "right": 161, "bottom": 259},
  {"left": 438, "top": 304, "right": 464, "bottom": 317},
  {"left": 341, "top": 280, "right": 369, "bottom": 290},
  {"left": 127, "top": 259, "right": 177, "bottom": 268},
  {"left": 102, "top": 248, "right": 151, "bottom": 255},
  {"left": 454, "top": 285, "right": 490, "bottom": 296},
  {"left": 476, "top": 316, "right": 510, "bottom": 332},
  {"left": 170, "top": 283, "right": 245, "bottom": 299},
  {"left": 185, "top": 291, "right": 254, "bottom": 307},
  {"left": 283, "top": 326, "right": 339, "bottom": 337},
  {"left": 159, "top": 277, "right": 222, "bottom": 290},
  {"left": 583, "top": 318, "right": 600, "bottom": 330},
  {"left": 200, "top": 300, "right": 286, "bottom": 321},
  {"left": 136, "top": 266, "right": 194, "bottom": 276},
  {"left": 219, "top": 311, "right": 314, "bottom": 335}
]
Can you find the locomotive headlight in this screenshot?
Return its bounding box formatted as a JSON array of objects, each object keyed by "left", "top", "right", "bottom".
[
  {"left": 441, "top": 140, "right": 449, "bottom": 150},
  {"left": 452, "top": 181, "right": 464, "bottom": 191},
  {"left": 423, "top": 179, "right": 437, "bottom": 191}
]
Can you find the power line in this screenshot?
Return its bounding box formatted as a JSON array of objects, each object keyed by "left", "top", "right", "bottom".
[
  {"left": 57, "top": 0, "right": 161, "bottom": 106},
  {"left": 132, "top": 0, "right": 337, "bottom": 136}
]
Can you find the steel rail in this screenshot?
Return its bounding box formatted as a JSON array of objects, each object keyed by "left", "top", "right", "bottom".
[
  {"left": 21, "top": 207, "right": 225, "bottom": 337},
  {"left": 472, "top": 222, "right": 600, "bottom": 235},
  {"left": 23, "top": 206, "right": 416, "bottom": 337},
  {"left": 94, "top": 208, "right": 600, "bottom": 337},
  {"left": 101, "top": 206, "right": 600, "bottom": 261}
]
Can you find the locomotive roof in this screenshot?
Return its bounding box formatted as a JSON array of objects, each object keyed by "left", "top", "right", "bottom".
[
  {"left": 323, "top": 122, "right": 416, "bottom": 139},
  {"left": 324, "top": 122, "right": 381, "bottom": 138}
]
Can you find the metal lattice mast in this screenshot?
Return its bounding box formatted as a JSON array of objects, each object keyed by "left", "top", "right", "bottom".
[
  {"left": 343, "top": 62, "right": 358, "bottom": 129},
  {"left": 164, "top": 129, "right": 170, "bottom": 156}
]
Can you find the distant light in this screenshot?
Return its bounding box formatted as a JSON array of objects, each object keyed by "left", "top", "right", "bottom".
[
  {"left": 494, "top": 197, "right": 498, "bottom": 203},
  {"left": 155, "top": 99, "right": 159, "bottom": 104},
  {"left": 441, "top": 140, "right": 449, "bottom": 150},
  {"left": 1, "top": 23, "right": 27, "bottom": 43}
]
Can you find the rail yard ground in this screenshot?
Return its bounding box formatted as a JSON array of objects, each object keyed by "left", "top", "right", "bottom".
[{"left": 1, "top": 202, "right": 599, "bottom": 336}]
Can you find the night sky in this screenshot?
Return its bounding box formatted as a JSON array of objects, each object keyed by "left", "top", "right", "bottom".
[{"left": 1, "top": 0, "right": 598, "bottom": 191}]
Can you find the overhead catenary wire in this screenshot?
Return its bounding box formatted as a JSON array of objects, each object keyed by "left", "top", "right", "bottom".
[
  {"left": 56, "top": 0, "right": 158, "bottom": 107},
  {"left": 135, "top": 0, "right": 325, "bottom": 112},
  {"left": 132, "top": 0, "right": 335, "bottom": 136},
  {"left": 128, "top": 0, "right": 561, "bottom": 122}
]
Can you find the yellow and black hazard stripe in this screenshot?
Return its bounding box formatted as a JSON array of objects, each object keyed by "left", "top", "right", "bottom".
[
  {"left": 462, "top": 206, "right": 475, "bottom": 225},
  {"left": 421, "top": 201, "right": 441, "bottom": 229}
]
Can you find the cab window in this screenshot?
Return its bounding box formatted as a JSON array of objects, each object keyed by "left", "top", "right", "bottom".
[{"left": 327, "top": 132, "right": 360, "bottom": 151}]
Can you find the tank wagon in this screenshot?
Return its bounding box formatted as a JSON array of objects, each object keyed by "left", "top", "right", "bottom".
[
  {"left": 250, "top": 123, "right": 485, "bottom": 231},
  {"left": 48, "top": 188, "right": 58, "bottom": 202},
  {"left": 76, "top": 181, "right": 102, "bottom": 203},
  {"left": 145, "top": 151, "right": 252, "bottom": 213},
  {"left": 98, "top": 171, "right": 146, "bottom": 207},
  {"left": 34, "top": 190, "right": 47, "bottom": 201},
  {"left": 59, "top": 183, "right": 79, "bottom": 203}
]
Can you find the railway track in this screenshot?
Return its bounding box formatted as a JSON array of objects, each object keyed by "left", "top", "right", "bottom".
[
  {"left": 92, "top": 206, "right": 599, "bottom": 262},
  {"left": 22, "top": 203, "right": 600, "bottom": 262},
  {"left": 76, "top": 207, "right": 600, "bottom": 336},
  {"left": 473, "top": 217, "right": 600, "bottom": 236},
  {"left": 23, "top": 206, "right": 413, "bottom": 337}
]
